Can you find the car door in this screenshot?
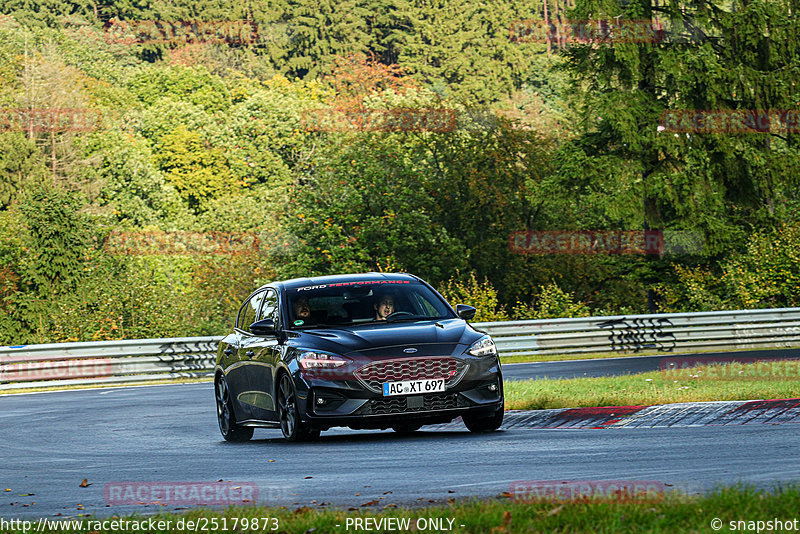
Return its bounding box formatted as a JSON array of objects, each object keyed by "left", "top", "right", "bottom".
[
  {"left": 246, "top": 288, "right": 282, "bottom": 422},
  {"left": 229, "top": 289, "right": 268, "bottom": 421}
]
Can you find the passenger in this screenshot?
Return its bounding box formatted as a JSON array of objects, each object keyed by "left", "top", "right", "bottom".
[{"left": 374, "top": 294, "right": 395, "bottom": 321}]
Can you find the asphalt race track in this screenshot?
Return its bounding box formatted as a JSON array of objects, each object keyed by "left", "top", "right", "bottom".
[{"left": 2, "top": 363, "right": 800, "bottom": 520}]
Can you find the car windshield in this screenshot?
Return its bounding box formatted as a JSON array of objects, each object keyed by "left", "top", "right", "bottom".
[{"left": 287, "top": 280, "right": 454, "bottom": 328}]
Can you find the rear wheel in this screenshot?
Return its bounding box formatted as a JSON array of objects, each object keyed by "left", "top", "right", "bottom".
[
  {"left": 215, "top": 376, "right": 254, "bottom": 442},
  {"left": 276, "top": 373, "right": 320, "bottom": 442},
  {"left": 463, "top": 406, "right": 504, "bottom": 433}
]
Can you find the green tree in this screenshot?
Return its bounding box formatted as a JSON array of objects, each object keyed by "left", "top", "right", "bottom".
[
  {"left": 0, "top": 132, "right": 46, "bottom": 209},
  {"left": 153, "top": 124, "right": 238, "bottom": 212},
  {"left": 281, "top": 0, "right": 373, "bottom": 78},
  {"left": 0, "top": 0, "right": 96, "bottom": 27},
  {"left": 19, "top": 187, "right": 90, "bottom": 294},
  {"left": 269, "top": 133, "right": 466, "bottom": 282},
  {"left": 393, "top": 0, "right": 541, "bottom": 103},
  {"left": 127, "top": 64, "right": 231, "bottom": 112},
  {"left": 560, "top": 0, "right": 800, "bottom": 253},
  {"left": 83, "top": 130, "right": 191, "bottom": 228}
]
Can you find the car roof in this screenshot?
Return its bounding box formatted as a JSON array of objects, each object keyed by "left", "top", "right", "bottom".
[{"left": 259, "top": 272, "right": 422, "bottom": 292}]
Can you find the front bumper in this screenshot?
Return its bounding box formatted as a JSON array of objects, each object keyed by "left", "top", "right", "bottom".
[{"left": 292, "top": 366, "right": 503, "bottom": 430}]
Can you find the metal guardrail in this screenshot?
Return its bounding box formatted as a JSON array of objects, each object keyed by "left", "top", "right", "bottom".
[
  {"left": 2, "top": 307, "right": 800, "bottom": 390},
  {"left": 473, "top": 307, "right": 800, "bottom": 357},
  {"left": 0, "top": 337, "right": 219, "bottom": 390}
]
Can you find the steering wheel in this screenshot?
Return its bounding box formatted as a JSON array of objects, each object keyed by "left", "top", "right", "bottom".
[{"left": 385, "top": 311, "right": 414, "bottom": 321}]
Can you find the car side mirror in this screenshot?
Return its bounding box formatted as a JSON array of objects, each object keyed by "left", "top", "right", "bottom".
[
  {"left": 250, "top": 319, "right": 277, "bottom": 336},
  {"left": 456, "top": 304, "right": 477, "bottom": 320}
]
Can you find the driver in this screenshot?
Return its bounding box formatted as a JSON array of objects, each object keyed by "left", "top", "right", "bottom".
[{"left": 374, "top": 294, "right": 395, "bottom": 321}]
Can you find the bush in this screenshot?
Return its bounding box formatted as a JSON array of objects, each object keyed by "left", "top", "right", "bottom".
[
  {"left": 513, "top": 282, "right": 591, "bottom": 320},
  {"left": 657, "top": 223, "right": 800, "bottom": 312},
  {"left": 722, "top": 224, "right": 800, "bottom": 309},
  {"left": 437, "top": 272, "right": 509, "bottom": 322}
]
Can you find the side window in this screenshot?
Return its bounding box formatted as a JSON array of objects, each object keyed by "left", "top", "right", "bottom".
[
  {"left": 258, "top": 289, "right": 279, "bottom": 325},
  {"left": 236, "top": 291, "right": 265, "bottom": 332}
]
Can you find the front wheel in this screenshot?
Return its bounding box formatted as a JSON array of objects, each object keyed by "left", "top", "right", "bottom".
[
  {"left": 463, "top": 406, "right": 504, "bottom": 433},
  {"left": 215, "top": 376, "right": 254, "bottom": 442},
  {"left": 276, "top": 373, "right": 320, "bottom": 442}
]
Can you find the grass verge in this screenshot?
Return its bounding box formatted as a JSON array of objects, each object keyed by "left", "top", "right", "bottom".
[
  {"left": 3, "top": 485, "right": 798, "bottom": 533},
  {"left": 499, "top": 345, "right": 797, "bottom": 364},
  {"left": 504, "top": 361, "right": 800, "bottom": 410}
]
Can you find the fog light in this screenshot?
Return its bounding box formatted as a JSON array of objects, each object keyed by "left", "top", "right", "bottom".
[
  {"left": 316, "top": 397, "right": 326, "bottom": 405},
  {"left": 488, "top": 384, "right": 498, "bottom": 392}
]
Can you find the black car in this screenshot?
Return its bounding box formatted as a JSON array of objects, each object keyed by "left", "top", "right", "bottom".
[{"left": 214, "top": 273, "right": 504, "bottom": 441}]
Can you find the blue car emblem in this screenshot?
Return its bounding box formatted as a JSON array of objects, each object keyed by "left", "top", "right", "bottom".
[{"left": 403, "top": 348, "right": 418, "bottom": 354}]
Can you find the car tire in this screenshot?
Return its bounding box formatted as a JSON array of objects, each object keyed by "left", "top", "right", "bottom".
[
  {"left": 215, "top": 375, "right": 254, "bottom": 442},
  {"left": 463, "top": 406, "right": 504, "bottom": 433},
  {"left": 277, "top": 373, "right": 320, "bottom": 442},
  {"left": 391, "top": 423, "right": 422, "bottom": 434}
]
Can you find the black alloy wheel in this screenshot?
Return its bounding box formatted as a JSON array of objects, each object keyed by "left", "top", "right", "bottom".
[
  {"left": 277, "top": 373, "right": 320, "bottom": 441},
  {"left": 462, "top": 406, "right": 504, "bottom": 433},
  {"left": 216, "top": 375, "right": 254, "bottom": 442}
]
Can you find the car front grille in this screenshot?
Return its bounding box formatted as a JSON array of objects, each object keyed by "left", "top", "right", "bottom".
[
  {"left": 355, "top": 392, "right": 468, "bottom": 416},
  {"left": 354, "top": 357, "right": 469, "bottom": 394}
]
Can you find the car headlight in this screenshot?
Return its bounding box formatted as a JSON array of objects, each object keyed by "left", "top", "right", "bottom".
[
  {"left": 297, "top": 350, "right": 348, "bottom": 369},
  {"left": 467, "top": 336, "right": 497, "bottom": 357}
]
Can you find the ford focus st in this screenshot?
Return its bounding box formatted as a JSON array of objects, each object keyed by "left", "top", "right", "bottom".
[{"left": 214, "top": 273, "right": 504, "bottom": 441}]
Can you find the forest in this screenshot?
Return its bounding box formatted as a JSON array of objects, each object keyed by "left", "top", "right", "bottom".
[{"left": 0, "top": 0, "right": 799, "bottom": 344}]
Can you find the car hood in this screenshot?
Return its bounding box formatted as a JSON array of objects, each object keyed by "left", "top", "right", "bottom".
[{"left": 289, "top": 319, "right": 482, "bottom": 358}]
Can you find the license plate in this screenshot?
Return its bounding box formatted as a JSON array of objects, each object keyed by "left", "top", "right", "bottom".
[{"left": 382, "top": 379, "right": 445, "bottom": 396}]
